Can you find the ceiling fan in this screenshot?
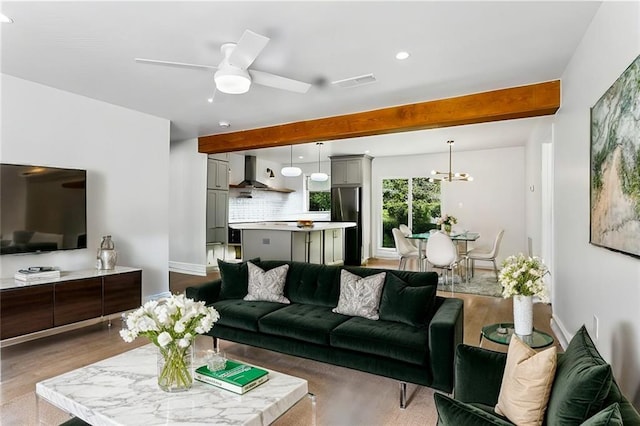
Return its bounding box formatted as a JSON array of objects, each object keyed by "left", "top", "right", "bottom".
[{"left": 135, "top": 30, "right": 311, "bottom": 95}]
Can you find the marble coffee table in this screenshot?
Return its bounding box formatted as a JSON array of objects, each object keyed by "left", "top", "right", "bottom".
[{"left": 36, "top": 344, "right": 311, "bottom": 425}]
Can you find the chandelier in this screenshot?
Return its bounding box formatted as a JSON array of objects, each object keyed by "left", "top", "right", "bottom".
[{"left": 429, "top": 140, "right": 473, "bottom": 182}]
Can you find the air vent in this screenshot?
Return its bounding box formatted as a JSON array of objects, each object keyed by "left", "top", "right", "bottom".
[{"left": 331, "top": 73, "right": 376, "bottom": 88}]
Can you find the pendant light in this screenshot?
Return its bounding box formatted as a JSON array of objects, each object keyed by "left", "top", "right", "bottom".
[
  {"left": 428, "top": 140, "right": 473, "bottom": 182},
  {"left": 310, "top": 142, "right": 329, "bottom": 182},
  {"left": 281, "top": 145, "right": 302, "bottom": 177}
]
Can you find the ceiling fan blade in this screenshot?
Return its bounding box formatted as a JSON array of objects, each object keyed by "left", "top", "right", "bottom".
[
  {"left": 249, "top": 69, "right": 311, "bottom": 94},
  {"left": 227, "top": 30, "right": 270, "bottom": 69},
  {"left": 135, "top": 58, "right": 218, "bottom": 71}
]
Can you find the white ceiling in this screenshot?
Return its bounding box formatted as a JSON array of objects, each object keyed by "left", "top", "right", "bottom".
[{"left": 1, "top": 1, "right": 600, "bottom": 163}]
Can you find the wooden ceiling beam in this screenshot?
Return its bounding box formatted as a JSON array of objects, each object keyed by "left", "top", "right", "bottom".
[{"left": 198, "top": 80, "right": 560, "bottom": 154}]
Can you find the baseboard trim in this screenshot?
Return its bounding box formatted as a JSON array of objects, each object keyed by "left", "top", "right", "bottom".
[
  {"left": 551, "top": 314, "right": 571, "bottom": 350},
  {"left": 169, "top": 261, "right": 207, "bottom": 276}
]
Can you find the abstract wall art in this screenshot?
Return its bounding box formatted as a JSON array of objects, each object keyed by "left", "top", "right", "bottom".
[{"left": 590, "top": 54, "right": 640, "bottom": 257}]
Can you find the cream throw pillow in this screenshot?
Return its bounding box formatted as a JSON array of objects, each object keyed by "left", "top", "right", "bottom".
[
  {"left": 495, "top": 335, "right": 557, "bottom": 426},
  {"left": 243, "top": 262, "right": 290, "bottom": 304},
  {"left": 332, "top": 270, "right": 386, "bottom": 320}
]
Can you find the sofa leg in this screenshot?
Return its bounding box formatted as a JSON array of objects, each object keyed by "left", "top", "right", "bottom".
[{"left": 399, "top": 382, "right": 407, "bottom": 409}]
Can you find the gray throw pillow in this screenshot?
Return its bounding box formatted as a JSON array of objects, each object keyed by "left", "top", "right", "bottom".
[
  {"left": 243, "top": 262, "right": 290, "bottom": 304},
  {"left": 333, "top": 269, "right": 386, "bottom": 320}
]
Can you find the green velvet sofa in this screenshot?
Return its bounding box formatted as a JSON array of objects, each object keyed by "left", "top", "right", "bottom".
[
  {"left": 435, "top": 326, "right": 640, "bottom": 425},
  {"left": 186, "top": 259, "right": 464, "bottom": 406}
]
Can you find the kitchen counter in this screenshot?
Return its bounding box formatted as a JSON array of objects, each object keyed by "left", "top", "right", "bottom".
[
  {"left": 230, "top": 222, "right": 355, "bottom": 264},
  {"left": 229, "top": 221, "right": 356, "bottom": 231}
]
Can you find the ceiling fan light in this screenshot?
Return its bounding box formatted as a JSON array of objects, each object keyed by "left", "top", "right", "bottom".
[
  {"left": 310, "top": 172, "right": 329, "bottom": 182},
  {"left": 281, "top": 166, "right": 302, "bottom": 177},
  {"left": 214, "top": 68, "right": 251, "bottom": 94},
  {"left": 467, "top": 176, "right": 474, "bottom": 182}
]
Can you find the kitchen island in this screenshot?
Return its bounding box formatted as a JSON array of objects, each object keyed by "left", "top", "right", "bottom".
[{"left": 230, "top": 222, "right": 356, "bottom": 265}]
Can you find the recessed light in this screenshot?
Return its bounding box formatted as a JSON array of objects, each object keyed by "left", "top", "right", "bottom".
[
  {"left": 1, "top": 13, "right": 14, "bottom": 23},
  {"left": 207, "top": 98, "right": 214, "bottom": 103},
  {"left": 218, "top": 121, "right": 230, "bottom": 128},
  {"left": 395, "top": 51, "right": 410, "bottom": 60},
  {"left": 298, "top": 156, "right": 304, "bottom": 159},
  {"left": 364, "top": 150, "right": 370, "bottom": 154}
]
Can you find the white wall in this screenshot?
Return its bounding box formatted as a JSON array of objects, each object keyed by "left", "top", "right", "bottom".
[
  {"left": 169, "top": 138, "right": 207, "bottom": 274},
  {"left": 553, "top": 1, "right": 640, "bottom": 405},
  {"left": 372, "top": 146, "right": 526, "bottom": 263},
  {"left": 1, "top": 74, "right": 170, "bottom": 299}
]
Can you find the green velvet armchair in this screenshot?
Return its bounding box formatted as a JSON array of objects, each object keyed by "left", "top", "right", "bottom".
[{"left": 435, "top": 327, "right": 640, "bottom": 425}]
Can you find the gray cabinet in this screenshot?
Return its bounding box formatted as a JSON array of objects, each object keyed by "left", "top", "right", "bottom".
[
  {"left": 292, "top": 231, "right": 322, "bottom": 264},
  {"left": 207, "top": 159, "right": 229, "bottom": 190},
  {"left": 331, "top": 158, "right": 362, "bottom": 186},
  {"left": 206, "top": 156, "right": 229, "bottom": 244},
  {"left": 323, "top": 229, "right": 344, "bottom": 265},
  {"left": 206, "top": 189, "right": 228, "bottom": 243}
]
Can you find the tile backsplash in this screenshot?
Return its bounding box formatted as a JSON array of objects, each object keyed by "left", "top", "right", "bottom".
[
  {"left": 228, "top": 188, "right": 329, "bottom": 222},
  {"left": 229, "top": 189, "right": 288, "bottom": 222}
]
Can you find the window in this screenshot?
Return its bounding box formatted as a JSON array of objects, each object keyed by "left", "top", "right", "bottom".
[
  {"left": 306, "top": 175, "right": 331, "bottom": 211},
  {"left": 381, "top": 177, "right": 441, "bottom": 248}
]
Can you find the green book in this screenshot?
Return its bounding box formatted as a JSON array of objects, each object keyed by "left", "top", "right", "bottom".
[{"left": 194, "top": 360, "right": 269, "bottom": 394}]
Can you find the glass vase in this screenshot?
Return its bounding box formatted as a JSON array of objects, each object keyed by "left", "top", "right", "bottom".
[{"left": 157, "top": 344, "right": 193, "bottom": 392}]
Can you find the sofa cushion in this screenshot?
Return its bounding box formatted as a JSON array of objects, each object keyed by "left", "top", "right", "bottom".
[
  {"left": 434, "top": 393, "right": 513, "bottom": 426},
  {"left": 212, "top": 299, "right": 286, "bottom": 332},
  {"left": 582, "top": 403, "right": 623, "bottom": 426},
  {"left": 494, "top": 335, "right": 557, "bottom": 425},
  {"left": 546, "top": 325, "right": 613, "bottom": 425},
  {"left": 333, "top": 270, "right": 386, "bottom": 320},
  {"left": 378, "top": 272, "right": 436, "bottom": 327},
  {"left": 259, "top": 304, "right": 350, "bottom": 345},
  {"left": 330, "top": 316, "right": 429, "bottom": 365},
  {"left": 244, "top": 262, "right": 290, "bottom": 304},
  {"left": 217, "top": 258, "right": 260, "bottom": 300}
]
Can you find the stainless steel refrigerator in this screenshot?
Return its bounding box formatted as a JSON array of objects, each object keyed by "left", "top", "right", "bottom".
[{"left": 331, "top": 186, "right": 361, "bottom": 265}]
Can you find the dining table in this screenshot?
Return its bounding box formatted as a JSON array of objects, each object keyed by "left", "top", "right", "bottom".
[{"left": 407, "top": 231, "right": 480, "bottom": 273}]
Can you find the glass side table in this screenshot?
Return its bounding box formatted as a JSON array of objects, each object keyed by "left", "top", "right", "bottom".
[{"left": 480, "top": 323, "right": 554, "bottom": 349}]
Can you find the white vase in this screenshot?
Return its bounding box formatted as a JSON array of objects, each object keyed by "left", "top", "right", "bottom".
[{"left": 513, "top": 295, "right": 533, "bottom": 336}]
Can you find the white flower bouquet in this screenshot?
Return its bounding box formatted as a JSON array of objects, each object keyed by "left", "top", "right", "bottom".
[
  {"left": 498, "top": 253, "right": 549, "bottom": 301},
  {"left": 436, "top": 214, "right": 458, "bottom": 227},
  {"left": 120, "top": 294, "right": 220, "bottom": 391}
]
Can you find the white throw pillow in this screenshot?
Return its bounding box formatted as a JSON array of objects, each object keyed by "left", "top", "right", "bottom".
[
  {"left": 243, "top": 262, "right": 290, "bottom": 304},
  {"left": 332, "top": 270, "right": 386, "bottom": 320}
]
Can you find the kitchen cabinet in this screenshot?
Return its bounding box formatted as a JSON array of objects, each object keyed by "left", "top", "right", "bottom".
[
  {"left": 207, "top": 189, "right": 228, "bottom": 243},
  {"left": 292, "top": 231, "right": 322, "bottom": 264},
  {"left": 207, "top": 158, "right": 229, "bottom": 190},
  {"left": 330, "top": 157, "right": 366, "bottom": 186},
  {"left": 323, "top": 228, "right": 344, "bottom": 265},
  {"left": 231, "top": 222, "right": 355, "bottom": 265}
]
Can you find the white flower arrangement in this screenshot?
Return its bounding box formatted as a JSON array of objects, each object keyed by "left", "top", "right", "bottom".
[
  {"left": 436, "top": 214, "right": 458, "bottom": 226},
  {"left": 120, "top": 293, "right": 220, "bottom": 347},
  {"left": 498, "top": 253, "right": 549, "bottom": 301},
  {"left": 120, "top": 294, "right": 220, "bottom": 391}
]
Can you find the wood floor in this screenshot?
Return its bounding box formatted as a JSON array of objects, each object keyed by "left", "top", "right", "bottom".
[{"left": 0, "top": 259, "right": 557, "bottom": 425}]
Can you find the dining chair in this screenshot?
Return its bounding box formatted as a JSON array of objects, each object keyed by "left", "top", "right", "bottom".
[
  {"left": 392, "top": 227, "right": 421, "bottom": 270},
  {"left": 426, "top": 231, "right": 460, "bottom": 289},
  {"left": 466, "top": 229, "right": 505, "bottom": 281},
  {"left": 398, "top": 224, "right": 419, "bottom": 249}
]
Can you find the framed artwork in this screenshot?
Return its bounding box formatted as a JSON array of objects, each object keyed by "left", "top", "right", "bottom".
[{"left": 590, "top": 54, "right": 640, "bottom": 258}]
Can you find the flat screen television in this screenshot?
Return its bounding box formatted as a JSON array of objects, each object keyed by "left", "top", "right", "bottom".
[{"left": 1, "top": 163, "right": 87, "bottom": 255}]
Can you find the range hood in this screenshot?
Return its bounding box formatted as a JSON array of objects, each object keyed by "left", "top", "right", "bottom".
[{"left": 231, "top": 156, "right": 294, "bottom": 193}]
